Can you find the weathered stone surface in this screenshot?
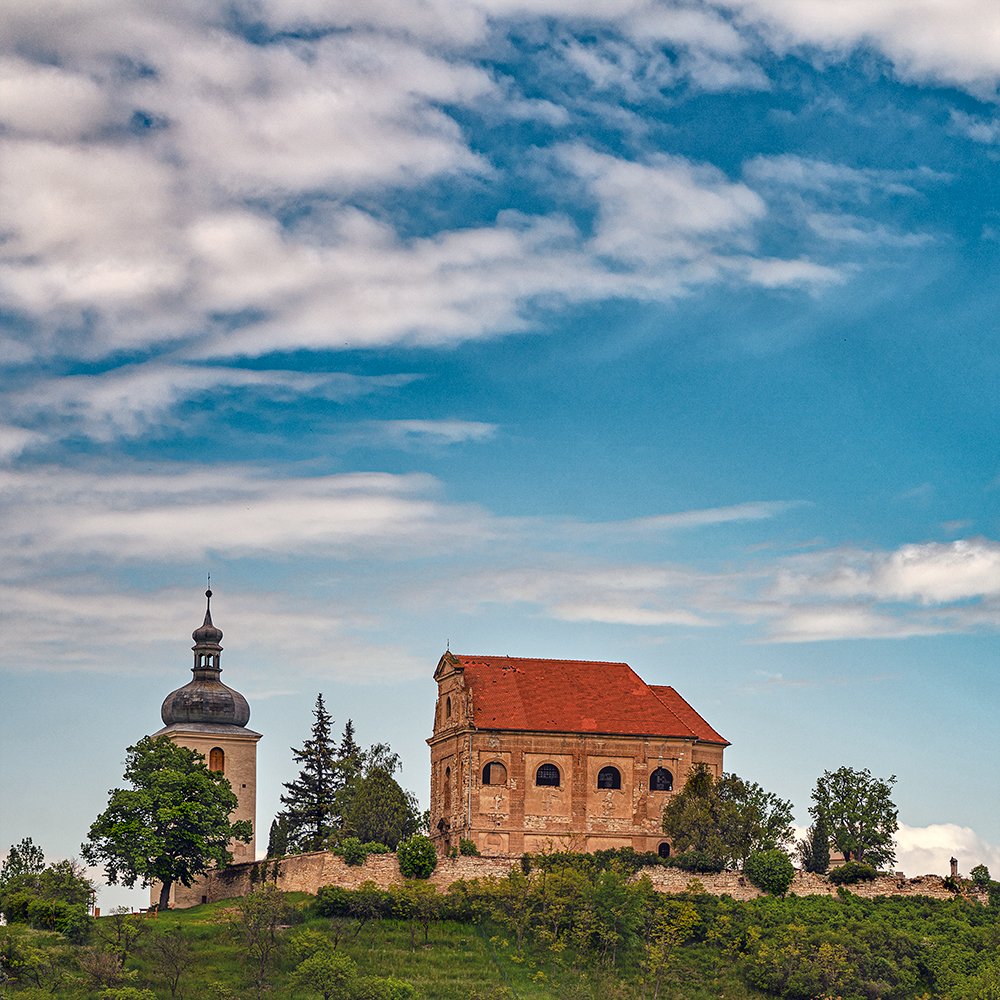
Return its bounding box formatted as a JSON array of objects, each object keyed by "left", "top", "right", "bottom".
[{"left": 170, "top": 852, "right": 977, "bottom": 908}]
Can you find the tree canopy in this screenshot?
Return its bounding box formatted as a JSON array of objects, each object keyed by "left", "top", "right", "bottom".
[
  {"left": 661, "top": 765, "right": 795, "bottom": 868},
  {"left": 275, "top": 699, "right": 423, "bottom": 855},
  {"left": 809, "top": 766, "right": 898, "bottom": 868},
  {"left": 348, "top": 767, "right": 419, "bottom": 850},
  {"left": 82, "top": 735, "right": 252, "bottom": 910},
  {"left": 279, "top": 694, "right": 353, "bottom": 853}
]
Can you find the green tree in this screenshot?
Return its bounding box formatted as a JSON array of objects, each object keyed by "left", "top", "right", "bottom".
[
  {"left": 265, "top": 814, "right": 289, "bottom": 858},
  {"left": 661, "top": 765, "right": 794, "bottom": 868},
  {"left": 809, "top": 766, "right": 898, "bottom": 867},
  {"left": 798, "top": 810, "right": 832, "bottom": 874},
  {"left": 397, "top": 836, "right": 437, "bottom": 879},
  {"left": 292, "top": 948, "right": 357, "bottom": 1000},
  {"left": 744, "top": 849, "right": 796, "bottom": 895},
  {"left": 82, "top": 736, "right": 251, "bottom": 911},
  {"left": 280, "top": 694, "right": 340, "bottom": 853},
  {"left": 0, "top": 838, "right": 45, "bottom": 888},
  {"left": 348, "top": 767, "right": 418, "bottom": 850},
  {"left": 0, "top": 851, "right": 94, "bottom": 926},
  {"left": 231, "top": 884, "right": 287, "bottom": 1000}
]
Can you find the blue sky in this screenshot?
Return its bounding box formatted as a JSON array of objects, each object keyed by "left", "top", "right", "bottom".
[{"left": 1, "top": 0, "right": 999, "bottom": 905}]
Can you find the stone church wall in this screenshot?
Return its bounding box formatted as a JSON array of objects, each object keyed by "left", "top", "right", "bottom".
[{"left": 171, "top": 851, "right": 970, "bottom": 908}]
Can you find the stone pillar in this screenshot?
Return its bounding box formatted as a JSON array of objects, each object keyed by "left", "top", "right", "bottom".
[{"left": 950, "top": 857, "right": 959, "bottom": 877}]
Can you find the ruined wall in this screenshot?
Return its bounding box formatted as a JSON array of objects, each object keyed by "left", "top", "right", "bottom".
[{"left": 172, "top": 851, "right": 974, "bottom": 908}]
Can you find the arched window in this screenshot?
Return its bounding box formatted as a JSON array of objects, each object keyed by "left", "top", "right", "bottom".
[
  {"left": 597, "top": 766, "right": 621, "bottom": 790},
  {"left": 649, "top": 767, "right": 673, "bottom": 792},
  {"left": 209, "top": 747, "right": 225, "bottom": 773},
  {"left": 535, "top": 763, "right": 560, "bottom": 787},
  {"left": 658, "top": 842, "right": 671, "bottom": 859},
  {"left": 483, "top": 761, "right": 508, "bottom": 786},
  {"left": 443, "top": 766, "right": 451, "bottom": 814},
  {"left": 446, "top": 696, "right": 451, "bottom": 718}
]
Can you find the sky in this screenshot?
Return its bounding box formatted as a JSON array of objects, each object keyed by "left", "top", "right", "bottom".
[{"left": 1, "top": 0, "right": 999, "bottom": 909}]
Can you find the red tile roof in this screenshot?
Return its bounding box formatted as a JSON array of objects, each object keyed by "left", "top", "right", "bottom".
[
  {"left": 451, "top": 655, "right": 728, "bottom": 745},
  {"left": 648, "top": 685, "right": 728, "bottom": 745}
]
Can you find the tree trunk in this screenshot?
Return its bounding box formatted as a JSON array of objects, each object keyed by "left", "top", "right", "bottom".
[{"left": 158, "top": 880, "right": 172, "bottom": 911}]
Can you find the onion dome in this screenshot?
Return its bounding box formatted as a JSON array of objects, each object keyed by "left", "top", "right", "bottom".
[{"left": 160, "top": 589, "right": 251, "bottom": 727}]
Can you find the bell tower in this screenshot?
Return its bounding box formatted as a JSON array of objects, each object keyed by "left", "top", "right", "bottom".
[{"left": 152, "top": 590, "right": 262, "bottom": 905}]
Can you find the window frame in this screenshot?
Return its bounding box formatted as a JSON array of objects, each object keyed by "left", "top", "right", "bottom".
[
  {"left": 597, "top": 765, "right": 622, "bottom": 790},
  {"left": 535, "top": 762, "right": 561, "bottom": 787}
]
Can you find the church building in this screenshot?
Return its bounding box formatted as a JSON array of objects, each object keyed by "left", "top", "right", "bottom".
[
  {"left": 152, "top": 590, "right": 261, "bottom": 907},
  {"left": 427, "top": 652, "right": 728, "bottom": 857}
]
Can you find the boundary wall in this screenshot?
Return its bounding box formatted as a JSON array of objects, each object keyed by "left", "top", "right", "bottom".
[{"left": 172, "top": 851, "right": 982, "bottom": 908}]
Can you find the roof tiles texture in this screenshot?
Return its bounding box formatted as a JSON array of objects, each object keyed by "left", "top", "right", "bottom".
[{"left": 451, "top": 655, "right": 728, "bottom": 745}]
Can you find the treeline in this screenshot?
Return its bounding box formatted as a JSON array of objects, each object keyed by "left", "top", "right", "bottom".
[{"left": 267, "top": 696, "right": 425, "bottom": 858}]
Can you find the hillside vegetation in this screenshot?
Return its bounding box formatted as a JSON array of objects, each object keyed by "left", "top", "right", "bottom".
[{"left": 2, "top": 862, "right": 998, "bottom": 1000}]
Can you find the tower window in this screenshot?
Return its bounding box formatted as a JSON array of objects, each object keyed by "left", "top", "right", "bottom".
[
  {"left": 209, "top": 747, "right": 225, "bottom": 773},
  {"left": 535, "top": 763, "right": 560, "bottom": 787},
  {"left": 658, "top": 842, "right": 671, "bottom": 859},
  {"left": 446, "top": 697, "right": 451, "bottom": 719},
  {"left": 443, "top": 766, "right": 451, "bottom": 815},
  {"left": 649, "top": 767, "right": 673, "bottom": 792},
  {"left": 597, "top": 766, "right": 621, "bottom": 790},
  {"left": 483, "top": 762, "right": 508, "bottom": 786}
]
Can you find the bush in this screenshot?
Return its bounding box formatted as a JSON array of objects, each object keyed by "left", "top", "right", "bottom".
[
  {"left": 828, "top": 861, "right": 878, "bottom": 885},
  {"left": 338, "top": 838, "right": 369, "bottom": 867},
  {"left": 397, "top": 836, "right": 437, "bottom": 879},
  {"left": 353, "top": 975, "right": 416, "bottom": 1000},
  {"left": 668, "top": 850, "right": 726, "bottom": 874},
  {"left": 315, "top": 885, "right": 353, "bottom": 917},
  {"left": 458, "top": 839, "right": 480, "bottom": 857},
  {"left": 365, "top": 843, "right": 391, "bottom": 855},
  {"left": 744, "top": 850, "right": 795, "bottom": 896}
]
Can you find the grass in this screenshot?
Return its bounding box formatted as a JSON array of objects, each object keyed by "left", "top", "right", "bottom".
[{"left": 3, "top": 892, "right": 768, "bottom": 1000}]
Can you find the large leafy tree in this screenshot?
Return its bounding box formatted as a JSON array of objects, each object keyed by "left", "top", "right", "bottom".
[
  {"left": 347, "top": 767, "right": 419, "bottom": 849},
  {"left": 661, "top": 764, "right": 795, "bottom": 868},
  {"left": 279, "top": 694, "right": 340, "bottom": 852},
  {"left": 809, "top": 766, "right": 898, "bottom": 868},
  {"left": 82, "top": 736, "right": 252, "bottom": 910}
]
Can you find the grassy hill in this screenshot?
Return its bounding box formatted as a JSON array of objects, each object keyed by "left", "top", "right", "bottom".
[{"left": 2, "top": 878, "right": 998, "bottom": 1000}]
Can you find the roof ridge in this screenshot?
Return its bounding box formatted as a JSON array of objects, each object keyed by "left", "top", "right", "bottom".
[{"left": 452, "top": 654, "right": 630, "bottom": 666}]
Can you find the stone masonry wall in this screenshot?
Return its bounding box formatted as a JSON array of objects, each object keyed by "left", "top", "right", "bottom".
[{"left": 172, "top": 851, "right": 983, "bottom": 908}]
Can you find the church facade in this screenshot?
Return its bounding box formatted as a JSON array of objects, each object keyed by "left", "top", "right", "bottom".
[
  {"left": 427, "top": 652, "right": 728, "bottom": 857},
  {"left": 151, "top": 591, "right": 261, "bottom": 907}
]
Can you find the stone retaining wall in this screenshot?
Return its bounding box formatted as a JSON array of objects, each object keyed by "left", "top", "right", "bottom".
[{"left": 172, "top": 851, "right": 985, "bottom": 908}]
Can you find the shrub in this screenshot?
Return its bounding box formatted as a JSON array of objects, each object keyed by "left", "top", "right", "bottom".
[
  {"left": 397, "top": 836, "right": 438, "bottom": 879},
  {"left": 668, "top": 850, "right": 726, "bottom": 874},
  {"left": 828, "top": 861, "right": 878, "bottom": 885},
  {"left": 315, "top": 885, "right": 353, "bottom": 917},
  {"left": 970, "top": 864, "right": 991, "bottom": 889},
  {"left": 744, "top": 850, "right": 795, "bottom": 896},
  {"left": 338, "top": 838, "right": 369, "bottom": 867},
  {"left": 458, "top": 839, "right": 480, "bottom": 857},
  {"left": 365, "top": 843, "right": 391, "bottom": 855},
  {"left": 353, "top": 975, "right": 416, "bottom": 1000}
]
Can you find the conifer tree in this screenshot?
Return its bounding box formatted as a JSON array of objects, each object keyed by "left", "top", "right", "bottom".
[
  {"left": 799, "top": 810, "right": 832, "bottom": 874},
  {"left": 280, "top": 694, "right": 339, "bottom": 853}
]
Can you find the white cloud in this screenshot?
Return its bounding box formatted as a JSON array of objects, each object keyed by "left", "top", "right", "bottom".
[
  {"left": 1, "top": 365, "right": 418, "bottom": 448},
  {"left": 770, "top": 538, "right": 1000, "bottom": 605},
  {"left": 367, "top": 420, "right": 498, "bottom": 448},
  {"left": 0, "top": 582, "right": 424, "bottom": 680},
  {"left": 0, "top": 2, "right": 853, "bottom": 368},
  {"left": 718, "top": 0, "right": 1000, "bottom": 98}
]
